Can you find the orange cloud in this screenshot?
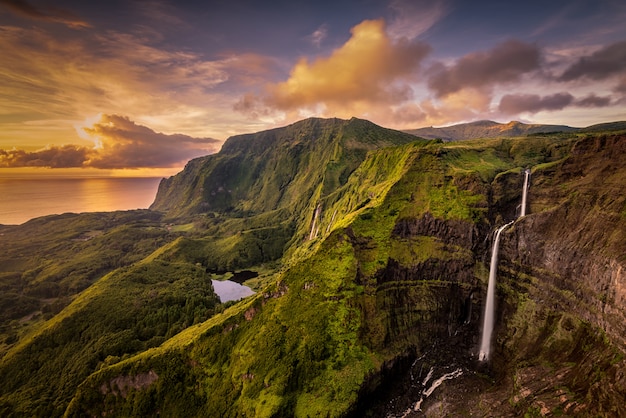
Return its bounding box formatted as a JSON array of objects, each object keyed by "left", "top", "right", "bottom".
[
  {"left": 0, "top": 145, "right": 90, "bottom": 168},
  {"left": 0, "top": 115, "right": 220, "bottom": 169},
  {"left": 237, "top": 19, "right": 430, "bottom": 117},
  {"left": 0, "top": 24, "right": 268, "bottom": 146},
  {"left": 83, "top": 114, "right": 220, "bottom": 169}
]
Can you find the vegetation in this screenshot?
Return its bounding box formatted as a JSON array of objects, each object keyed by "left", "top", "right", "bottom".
[{"left": 0, "top": 117, "right": 625, "bottom": 416}]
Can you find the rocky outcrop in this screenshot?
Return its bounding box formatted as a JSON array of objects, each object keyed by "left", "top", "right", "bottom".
[
  {"left": 392, "top": 212, "right": 479, "bottom": 249},
  {"left": 100, "top": 371, "right": 159, "bottom": 398}
]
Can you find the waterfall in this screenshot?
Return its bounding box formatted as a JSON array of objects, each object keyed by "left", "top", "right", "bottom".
[
  {"left": 478, "top": 221, "right": 513, "bottom": 361},
  {"left": 308, "top": 204, "right": 322, "bottom": 240},
  {"left": 520, "top": 168, "right": 531, "bottom": 217},
  {"left": 478, "top": 167, "right": 531, "bottom": 361}
]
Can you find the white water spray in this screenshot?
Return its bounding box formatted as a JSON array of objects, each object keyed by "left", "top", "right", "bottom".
[
  {"left": 397, "top": 368, "right": 463, "bottom": 416},
  {"left": 478, "top": 221, "right": 513, "bottom": 361},
  {"left": 520, "top": 168, "right": 531, "bottom": 217}
]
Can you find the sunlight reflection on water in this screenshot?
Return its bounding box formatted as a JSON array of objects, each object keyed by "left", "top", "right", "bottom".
[{"left": 0, "top": 177, "right": 162, "bottom": 225}]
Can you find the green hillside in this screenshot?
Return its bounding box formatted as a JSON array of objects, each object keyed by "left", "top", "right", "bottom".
[{"left": 0, "top": 118, "right": 625, "bottom": 417}]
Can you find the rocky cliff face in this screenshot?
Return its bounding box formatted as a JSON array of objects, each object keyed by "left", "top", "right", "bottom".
[
  {"left": 505, "top": 135, "right": 626, "bottom": 347},
  {"left": 371, "top": 133, "right": 626, "bottom": 417}
]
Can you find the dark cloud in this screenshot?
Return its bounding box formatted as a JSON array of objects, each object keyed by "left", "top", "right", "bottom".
[
  {"left": 575, "top": 94, "right": 612, "bottom": 108},
  {"left": 0, "top": 0, "right": 91, "bottom": 28},
  {"left": 428, "top": 40, "right": 541, "bottom": 97},
  {"left": 0, "top": 115, "right": 220, "bottom": 169},
  {"left": 616, "top": 78, "right": 626, "bottom": 94},
  {"left": 83, "top": 115, "right": 221, "bottom": 169},
  {"left": 499, "top": 92, "right": 574, "bottom": 114},
  {"left": 559, "top": 41, "right": 626, "bottom": 82},
  {"left": 0, "top": 145, "right": 90, "bottom": 168}
]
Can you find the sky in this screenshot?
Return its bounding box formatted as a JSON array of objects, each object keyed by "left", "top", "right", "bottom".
[{"left": 0, "top": 0, "right": 625, "bottom": 174}]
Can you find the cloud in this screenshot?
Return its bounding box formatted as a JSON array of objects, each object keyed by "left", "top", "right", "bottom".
[
  {"left": 575, "top": 94, "right": 612, "bottom": 108},
  {"left": 498, "top": 93, "right": 574, "bottom": 114},
  {"left": 388, "top": 0, "right": 449, "bottom": 40},
  {"left": 0, "top": 115, "right": 220, "bottom": 169},
  {"left": 616, "top": 76, "right": 626, "bottom": 94},
  {"left": 0, "top": 24, "right": 253, "bottom": 140},
  {"left": 82, "top": 114, "right": 220, "bottom": 169},
  {"left": 307, "top": 24, "right": 328, "bottom": 47},
  {"left": 0, "top": 145, "right": 90, "bottom": 168},
  {"left": 0, "top": 0, "right": 91, "bottom": 28},
  {"left": 498, "top": 91, "right": 615, "bottom": 115},
  {"left": 393, "top": 88, "right": 493, "bottom": 127},
  {"left": 559, "top": 40, "right": 626, "bottom": 81},
  {"left": 236, "top": 19, "right": 431, "bottom": 117},
  {"left": 427, "top": 40, "right": 542, "bottom": 97}
]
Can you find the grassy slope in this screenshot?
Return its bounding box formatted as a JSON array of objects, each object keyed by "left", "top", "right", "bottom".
[
  {"left": 0, "top": 211, "right": 176, "bottom": 358},
  {"left": 146, "top": 118, "right": 425, "bottom": 278},
  {"left": 65, "top": 133, "right": 606, "bottom": 417},
  {"left": 151, "top": 117, "right": 419, "bottom": 218},
  {"left": 0, "top": 258, "right": 219, "bottom": 417}
]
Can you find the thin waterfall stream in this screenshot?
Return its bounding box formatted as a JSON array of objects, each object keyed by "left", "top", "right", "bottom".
[
  {"left": 520, "top": 168, "right": 530, "bottom": 217},
  {"left": 478, "top": 221, "right": 513, "bottom": 361},
  {"left": 479, "top": 168, "right": 531, "bottom": 361}
]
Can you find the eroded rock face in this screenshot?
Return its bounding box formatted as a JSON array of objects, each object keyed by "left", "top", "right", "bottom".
[
  {"left": 392, "top": 212, "right": 479, "bottom": 249},
  {"left": 100, "top": 371, "right": 158, "bottom": 398},
  {"left": 352, "top": 212, "right": 485, "bottom": 416},
  {"left": 481, "top": 134, "right": 626, "bottom": 416},
  {"left": 357, "top": 134, "right": 626, "bottom": 417},
  {"left": 500, "top": 134, "right": 626, "bottom": 348}
]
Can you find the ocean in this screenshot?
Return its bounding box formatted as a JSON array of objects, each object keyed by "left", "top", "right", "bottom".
[{"left": 0, "top": 176, "right": 163, "bottom": 225}]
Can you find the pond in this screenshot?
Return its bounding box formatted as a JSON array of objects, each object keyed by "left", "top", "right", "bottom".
[{"left": 211, "top": 279, "right": 255, "bottom": 303}]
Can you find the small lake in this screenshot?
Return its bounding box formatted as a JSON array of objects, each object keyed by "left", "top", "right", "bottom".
[{"left": 211, "top": 279, "right": 255, "bottom": 303}]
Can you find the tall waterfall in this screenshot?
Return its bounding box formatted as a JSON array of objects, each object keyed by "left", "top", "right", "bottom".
[
  {"left": 478, "top": 167, "right": 532, "bottom": 361},
  {"left": 520, "top": 168, "right": 531, "bottom": 217},
  {"left": 478, "top": 221, "right": 513, "bottom": 361}
]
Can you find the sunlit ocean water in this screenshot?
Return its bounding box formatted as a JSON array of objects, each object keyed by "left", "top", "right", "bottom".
[{"left": 0, "top": 177, "right": 163, "bottom": 225}]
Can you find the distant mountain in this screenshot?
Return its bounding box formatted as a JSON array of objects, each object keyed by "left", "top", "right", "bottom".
[
  {"left": 404, "top": 120, "right": 578, "bottom": 141},
  {"left": 580, "top": 120, "right": 626, "bottom": 132}
]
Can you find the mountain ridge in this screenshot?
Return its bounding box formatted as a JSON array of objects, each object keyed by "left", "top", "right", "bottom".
[
  {"left": 404, "top": 119, "right": 584, "bottom": 141},
  {"left": 150, "top": 116, "right": 421, "bottom": 218}
]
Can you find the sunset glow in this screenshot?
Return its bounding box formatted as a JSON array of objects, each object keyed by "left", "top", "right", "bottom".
[{"left": 1, "top": 0, "right": 625, "bottom": 174}]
